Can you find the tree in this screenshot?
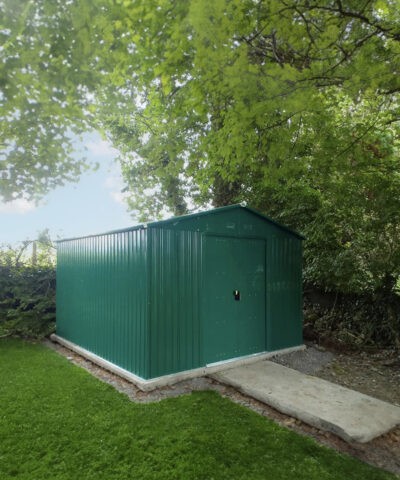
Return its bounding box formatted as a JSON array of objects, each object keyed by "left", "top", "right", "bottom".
[
  {"left": 1, "top": 0, "right": 400, "bottom": 293},
  {"left": 0, "top": 0, "right": 104, "bottom": 201},
  {"left": 99, "top": 0, "right": 400, "bottom": 292},
  {"left": 99, "top": 0, "right": 399, "bottom": 220}
]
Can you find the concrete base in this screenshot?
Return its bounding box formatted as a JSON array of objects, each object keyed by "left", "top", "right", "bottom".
[
  {"left": 212, "top": 361, "right": 400, "bottom": 443},
  {"left": 50, "top": 334, "right": 305, "bottom": 391}
]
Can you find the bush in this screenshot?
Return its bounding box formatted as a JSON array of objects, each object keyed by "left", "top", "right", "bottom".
[
  {"left": 304, "top": 288, "right": 400, "bottom": 351},
  {"left": 0, "top": 236, "right": 56, "bottom": 339}
]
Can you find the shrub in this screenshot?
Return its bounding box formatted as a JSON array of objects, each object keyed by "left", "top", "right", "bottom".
[
  {"left": 304, "top": 288, "right": 400, "bottom": 350},
  {"left": 0, "top": 235, "right": 56, "bottom": 339}
]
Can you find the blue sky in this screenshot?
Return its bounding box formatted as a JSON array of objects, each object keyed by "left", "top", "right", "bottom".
[{"left": 0, "top": 133, "right": 135, "bottom": 245}]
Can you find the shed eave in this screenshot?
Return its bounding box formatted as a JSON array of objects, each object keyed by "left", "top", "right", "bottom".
[{"left": 56, "top": 223, "right": 147, "bottom": 244}]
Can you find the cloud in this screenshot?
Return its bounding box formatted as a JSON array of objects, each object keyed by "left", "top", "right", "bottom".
[
  {"left": 86, "top": 139, "right": 118, "bottom": 157},
  {"left": 0, "top": 198, "right": 36, "bottom": 214},
  {"left": 104, "top": 165, "right": 129, "bottom": 206}
]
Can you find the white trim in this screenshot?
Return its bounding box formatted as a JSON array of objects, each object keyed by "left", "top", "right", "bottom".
[{"left": 50, "top": 334, "right": 305, "bottom": 392}]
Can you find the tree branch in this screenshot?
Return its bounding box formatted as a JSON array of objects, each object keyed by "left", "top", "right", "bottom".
[{"left": 296, "top": 2, "right": 400, "bottom": 41}]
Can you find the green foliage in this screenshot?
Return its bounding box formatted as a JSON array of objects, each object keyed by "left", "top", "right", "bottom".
[
  {"left": 0, "top": 339, "right": 395, "bottom": 480},
  {"left": 97, "top": 0, "right": 400, "bottom": 294},
  {"left": 0, "top": 0, "right": 100, "bottom": 201},
  {"left": 0, "top": 235, "right": 55, "bottom": 338},
  {"left": 1, "top": 0, "right": 400, "bottom": 297}
]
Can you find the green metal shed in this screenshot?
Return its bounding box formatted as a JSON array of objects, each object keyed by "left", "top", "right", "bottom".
[{"left": 54, "top": 204, "right": 304, "bottom": 390}]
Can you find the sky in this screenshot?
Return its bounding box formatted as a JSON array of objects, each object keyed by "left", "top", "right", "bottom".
[{"left": 0, "top": 133, "right": 135, "bottom": 245}]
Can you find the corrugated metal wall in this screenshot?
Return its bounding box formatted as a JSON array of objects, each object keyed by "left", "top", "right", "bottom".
[
  {"left": 155, "top": 208, "right": 303, "bottom": 353},
  {"left": 148, "top": 228, "right": 202, "bottom": 378},
  {"left": 56, "top": 228, "right": 149, "bottom": 378},
  {"left": 267, "top": 235, "right": 303, "bottom": 350},
  {"left": 56, "top": 206, "right": 303, "bottom": 381}
]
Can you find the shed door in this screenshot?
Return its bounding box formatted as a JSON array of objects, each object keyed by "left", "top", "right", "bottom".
[{"left": 202, "top": 235, "right": 266, "bottom": 364}]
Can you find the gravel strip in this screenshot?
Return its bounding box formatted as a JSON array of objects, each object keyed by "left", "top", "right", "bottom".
[{"left": 270, "top": 344, "right": 335, "bottom": 375}]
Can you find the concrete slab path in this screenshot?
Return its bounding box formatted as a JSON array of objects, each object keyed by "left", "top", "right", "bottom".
[{"left": 212, "top": 360, "right": 400, "bottom": 443}]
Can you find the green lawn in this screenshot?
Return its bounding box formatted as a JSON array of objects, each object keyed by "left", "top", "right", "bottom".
[{"left": 0, "top": 339, "right": 395, "bottom": 480}]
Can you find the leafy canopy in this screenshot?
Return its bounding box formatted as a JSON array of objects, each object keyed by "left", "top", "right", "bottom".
[
  {"left": 1, "top": 0, "right": 400, "bottom": 292},
  {"left": 100, "top": 0, "right": 400, "bottom": 292},
  {"left": 0, "top": 0, "right": 101, "bottom": 201}
]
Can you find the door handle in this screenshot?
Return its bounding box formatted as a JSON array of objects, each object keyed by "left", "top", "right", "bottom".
[{"left": 233, "top": 290, "right": 240, "bottom": 301}]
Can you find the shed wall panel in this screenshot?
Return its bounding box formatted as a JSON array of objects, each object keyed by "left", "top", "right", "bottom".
[
  {"left": 56, "top": 229, "right": 149, "bottom": 378},
  {"left": 155, "top": 207, "right": 303, "bottom": 353},
  {"left": 267, "top": 236, "right": 303, "bottom": 350},
  {"left": 148, "top": 228, "right": 202, "bottom": 378}
]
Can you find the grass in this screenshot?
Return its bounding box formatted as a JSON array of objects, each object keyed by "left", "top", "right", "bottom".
[{"left": 0, "top": 339, "right": 396, "bottom": 480}]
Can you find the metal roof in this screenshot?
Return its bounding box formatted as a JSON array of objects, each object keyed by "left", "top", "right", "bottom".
[{"left": 56, "top": 203, "right": 304, "bottom": 243}]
